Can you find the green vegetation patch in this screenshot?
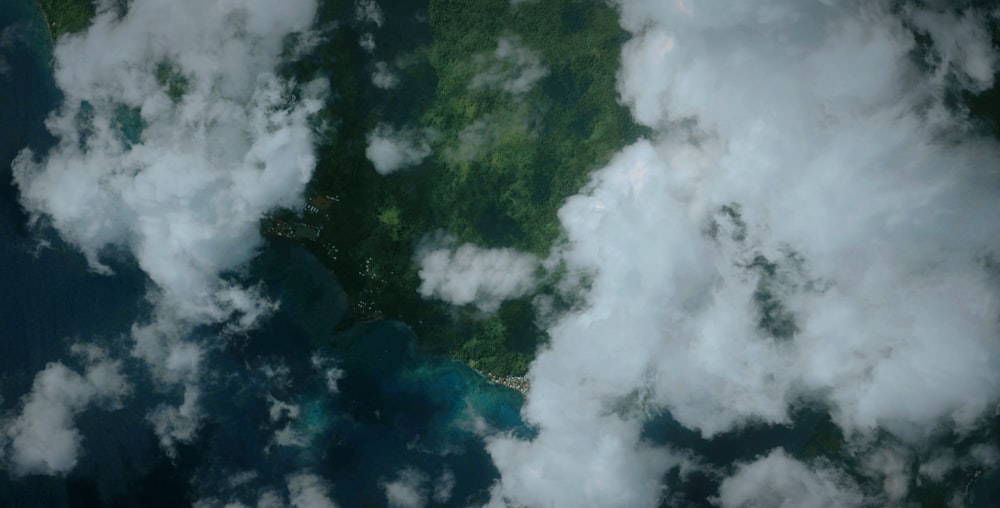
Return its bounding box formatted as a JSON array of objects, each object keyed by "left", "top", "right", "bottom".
[
  {"left": 155, "top": 60, "right": 191, "bottom": 103},
  {"left": 277, "top": 0, "right": 646, "bottom": 377},
  {"left": 36, "top": 0, "right": 97, "bottom": 40},
  {"left": 424, "top": 0, "right": 645, "bottom": 254}
]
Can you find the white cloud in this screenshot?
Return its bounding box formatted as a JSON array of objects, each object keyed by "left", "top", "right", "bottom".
[
  {"left": 228, "top": 470, "right": 260, "bottom": 489},
  {"left": 716, "top": 449, "right": 863, "bottom": 508},
  {"left": 611, "top": 0, "right": 1000, "bottom": 439},
  {"left": 0, "top": 26, "right": 23, "bottom": 80},
  {"left": 444, "top": 119, "right": 494, "bottom": 164},
  {"left": 359, "top": 32, "right": 376, "bottom": 53},
  {"left": 194, "top": 472, "right": 337, "bottom": 508},
  {"left": 470, "top": 36, "right": 548, "bottom": 95},
  {"left": 354, "top": 0, "right": 384, "bottom": 28},
  {"left": 442, "top": 103, "right": 537, "bottom": 166},
  {"left": 3, "top": 346, "right": 129, "bottom": 476},
  {"left": 271, "top": 425, "right": 308, "bottom": 449},
  {"left": 287, "top": 473, "right": 338, "bottom": 508},
  {"left": 365, "top": 124, "right": 432, "bottom": 175},
  {"left": 265, "top": 395, "right": 307, "bottom": 449},
  {"left": 916, "top": 443, "right": 1000, "bottom": 493},
  {"left": 372, "top": 61, "right": 399, "bottom": 89},
  {"left": 267, "top": 395, "right": 300, "bottom": 422},
  {"left": 487, "top": 1, "right": 1000, "bottom": 506},
  {"left": 432, "top": 468, "right": 455, "bottom": 504},
  {"left": 919, "top": 451, "right": 958, "bottom": 483},
  {"left": 12, "top": 0, "right": 323, "bottom": 454},
  {"left": 254, "top": 356, "right": 340, "bottom": 452},
  {"left": 259, "top": 361, "right": 293, "bottom": 389},
  {"left": 416, "top": 234, "right": 539, "bottom": 313},
  {"left": 863, "top": 446, "right": 912, "bottom": 502},
  {"left": 310, "top": 353, "right": 344, "bottom": 394},
  {"left": 487, "top": 413, "right": 688, "bottom": 507},
  {"left": 381, "top": 467, "right": 428, "bottom": 508},
  {"left": 970, "top": 444, "right": 1000, "bottom": 467},
  {"left": 910, "top": 8, "right": 997, "bottom": 92},
  {"left": 256, "top": 491, "right": 286, "bottom": 508},
  {"left": 147, "top": 384, "right": 202, "bottom": 458}
]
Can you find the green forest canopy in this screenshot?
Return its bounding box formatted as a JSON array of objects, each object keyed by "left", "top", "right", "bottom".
[
  {"left": 294, "top": 0, "right": 645, "bottom": 377},
  {"left": 34, "top": 0, "right": 646, "bottom": 378}
]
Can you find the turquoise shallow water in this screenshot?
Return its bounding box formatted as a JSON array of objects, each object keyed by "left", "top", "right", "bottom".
[{"left": 0, "top": 2, "right": 524, "bottom": 506}]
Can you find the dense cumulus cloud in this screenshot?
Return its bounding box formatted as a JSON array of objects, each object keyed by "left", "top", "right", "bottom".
[
  {"left": 12, "top": 0, "right": 323, "bottom": 458},
  {"left": 372, "top": 61, "right": 400, "bottom": 89},
  {"left": 715, "top": 449, "right": 863, "bottom": 508},
  {"left": 2, "top": 345, "right": 129, "bottom": 476},
  {"left": 486, "top": 0, "right": 1000, "bottom": 506},
  {"left": 365, "top": 124, "right": 433, "bottom": 175},
  {"left": 416, "top": 234, "right": 539, "bottom": 313},
  {"left": 287, "top": 473, "right": 339, "bottom": 508}
]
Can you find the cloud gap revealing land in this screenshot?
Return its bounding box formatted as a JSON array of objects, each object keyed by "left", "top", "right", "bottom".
[{"left": 1, "top": 0, "right": 1000, "bottom": 506}]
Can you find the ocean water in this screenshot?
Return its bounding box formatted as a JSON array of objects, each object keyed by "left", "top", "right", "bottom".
[
  {"left": 0, "top": 1, "right": 522, "bottom": 506},
  {"left": 0, "top": 1, "right": 149, "bottom": 389}
]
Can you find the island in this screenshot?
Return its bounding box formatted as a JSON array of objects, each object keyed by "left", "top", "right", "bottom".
[
  {"left": 34, "top": 0, "right": 643, "bottom": 383},
  {"left": 268, "top": 0, "right": 643, "bottom": 380}
]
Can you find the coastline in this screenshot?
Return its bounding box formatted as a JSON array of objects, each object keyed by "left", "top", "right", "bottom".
[
  {"left": 480, "top": 370, "right": 529, "bottom": 396},
  {"left": 401, "top": 318, "right": 532, "bottom": 397},
  {"left": 32, "top": 0, "right": 98, "bottom": 43},
  {"left": 33, "top": 0, "right": 55, "bottom": 43}
]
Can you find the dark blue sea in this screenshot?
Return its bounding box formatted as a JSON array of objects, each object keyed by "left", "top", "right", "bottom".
[{"left": 0, "top": 1, "right": 521, "bottom": 506}]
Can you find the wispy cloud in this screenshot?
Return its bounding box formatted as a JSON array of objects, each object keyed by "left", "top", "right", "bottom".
[
  {"left": 381, "top": 467, "right": 429, "bottom": 508},
  {"left": 194, "top": 470, "right": 339, "bottom": 508},
  {"left": 470, "top": 36, "right": 549, "bottom": 95},
  {"left": 377, "top": 466, "right": 455, "bottom": 508}
]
